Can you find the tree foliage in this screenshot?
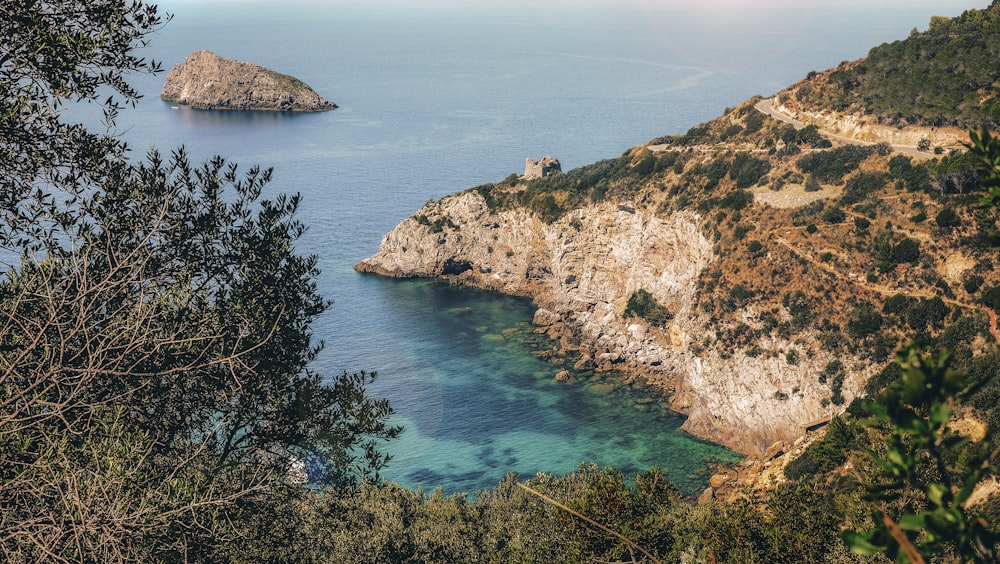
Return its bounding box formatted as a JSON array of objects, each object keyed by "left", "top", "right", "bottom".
[
  {"left": 0, "top": 2, "right": 400, "bottom": 560},
  {"left": 969, "top": 126, "right": 1000, "bottom": 246},
  {"left": 0, "top": 0, "right": 168, "bottom": 252},
  {"left": 796, "top": 1, "right": 1000, "bottom": 128},
  {"left": 842, "top": 347, "right": 997, "bottom": 563}
]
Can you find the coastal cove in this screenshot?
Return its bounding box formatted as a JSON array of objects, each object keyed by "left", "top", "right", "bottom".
[{"left": 98, "top": 0, "right": 991, "bottom": 495}]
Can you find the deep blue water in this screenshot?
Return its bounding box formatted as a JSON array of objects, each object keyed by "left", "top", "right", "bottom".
[{"left": 93, "top": 0, "right": 989, "bottom": 494}]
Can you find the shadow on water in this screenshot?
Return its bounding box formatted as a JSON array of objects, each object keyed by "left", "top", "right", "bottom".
[{"left": 162, "top": 101, "right": 330, "bottom": 127}]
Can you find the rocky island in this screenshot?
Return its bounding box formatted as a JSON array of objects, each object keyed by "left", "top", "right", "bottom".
[{"left": 160, "top": 50, "right": 336, "bottom": 112}]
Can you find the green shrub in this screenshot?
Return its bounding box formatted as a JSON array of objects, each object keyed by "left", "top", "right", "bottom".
[
  {"left": 981, "top": 286, "right": 1000, "bottom": 313},
  {"left": 729, "top": 153, "right": 771, "bottom": 189},
  {"left": 785, "top": 348, "right": 800, "bottom": 365},
  {"left": 893, "top": 237, "right": 920, "bottom": 263},
  {"left": 733, "top": 224, "right": 753, "bottom": 239},
  {"left": 784, "top": 417, "right": 860, "bottom": 480},
  {"left": 719, "top": 124, "right": 744, "bottom": 140},
  {"left": 906, "top": 296, "right": 950, "bottom": 330},
  {"left": 529, "top": 194, "right": 563, "bottom": 223},
  {"left": 846, "top": 303, "right": 883, "bottom": 338},
  {"left": 725, "top": 284, "right": 757, "bottom": 311},
  {"left": 963, "top": 274, "right": 984, "bottom": 294},
  {"left": 721, "top": 189, "right": 754, "bottom": 210},
  {"left": 797, "top": 145, "right": 880, "bottom": 184},
  {"left": 821, "top": 206, "right": 846, "bottom": 224},
  {"left": 804, "top": 175, "right": 822, "bottom": 192},
  {"left": 840, "top": 172, "right": 889, "bottom": 205},
  {"left": 783, "top": 290, "right": 814, "bottom": 330},
  {"left": 883, "top": 293, "right": 917, "bottom": 315},
  {"left": 935, "top": 207, "right": 961, "bottom": 228},
  {"left": 744, "top": 110, "right": 765, "bottom": 133},
  {"left": 623, "top": 289, "right": 673, "bottom": 326}
]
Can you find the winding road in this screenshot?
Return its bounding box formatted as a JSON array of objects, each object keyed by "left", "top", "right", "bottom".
[
  {"left": 754, "top": 98, "right": 931, "bottom": 159},
  {"left": 755, "top": 98, "right": 999, "bottom": 339}
]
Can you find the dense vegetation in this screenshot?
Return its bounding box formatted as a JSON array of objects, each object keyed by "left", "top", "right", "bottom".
[
  {"left": 0, "top": 2, "right": 398, "bottom": 560},
  {"left": 795, "top": 1, "right": 1000, "bottom": 128}
]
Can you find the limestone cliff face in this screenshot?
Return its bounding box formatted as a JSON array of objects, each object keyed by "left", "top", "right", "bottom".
[
  {"left": 161, "top": 50, "right": 336, "bottom": 112},
  {"left": 356, "top": 193, "right": 874, "bottom": 456}
]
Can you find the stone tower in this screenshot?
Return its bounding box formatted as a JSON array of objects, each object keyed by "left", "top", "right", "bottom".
[{"left": 523, "top": 155, "right": 561, "bottom": 179}]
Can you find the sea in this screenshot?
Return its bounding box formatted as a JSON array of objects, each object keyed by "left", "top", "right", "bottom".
[{"left": 88, "top": 0, "right": 988, "bottom": 495}]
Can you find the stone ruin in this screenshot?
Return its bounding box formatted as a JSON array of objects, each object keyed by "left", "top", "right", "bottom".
[{"left": 523, "top": 155, "right": 561, "bottom": 179}]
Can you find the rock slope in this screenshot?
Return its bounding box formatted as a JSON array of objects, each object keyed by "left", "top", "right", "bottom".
[
  {"left": 161, "top": 50, "right": 336, "bottom": 112},
  {"left": 356, "top": 192, "right": 873, "bottom": 456}
]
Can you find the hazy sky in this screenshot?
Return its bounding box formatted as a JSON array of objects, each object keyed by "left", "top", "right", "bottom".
[{"left": 158, "top": 0, "right": 993, "bottom": 30}]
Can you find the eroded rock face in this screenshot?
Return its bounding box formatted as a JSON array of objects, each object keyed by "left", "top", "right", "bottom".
[
  {"left": 161, "top": 50, "right": 336, "bottom": 112},
  {"left": 356, "top": 193, "right": 872, "bottom": 455}
]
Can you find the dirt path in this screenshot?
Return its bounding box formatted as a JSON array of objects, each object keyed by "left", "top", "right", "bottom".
[
  {"left": 774, "top": 236, "right": 1000, "bottom": 342},
  {"left": 755, "top": 98, "right": 930, "bottom": 159},
  {"left": 750, "top": 112, "right": 995, "bottom": 337}
]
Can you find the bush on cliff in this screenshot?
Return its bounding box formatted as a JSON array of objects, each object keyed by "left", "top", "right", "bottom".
[{"left": 623, "top": 289, "right": 674, "bottom": 326}]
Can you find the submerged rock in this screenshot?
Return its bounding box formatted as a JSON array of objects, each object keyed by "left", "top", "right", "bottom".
[{"left": 161, "top": 50, "right": 336, "bottom": 112}]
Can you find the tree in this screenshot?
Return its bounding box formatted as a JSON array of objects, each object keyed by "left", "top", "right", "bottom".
[
  {"left": 846, "top": 303, "right": 883, "bottom": 338},
  {"left": 969, "top": 126, "right": 1000, "bottom": 247},
  {"left": 0, "top": 1, "right": 168, "bottom": 253},
  {"left": 0, "top": 2, "right": 400, "bottom": 560},
  {"left": 936, "top": 207, "right": 961, "bottom": 228},
  {"left": 805, "top": 175, "right": 822, "bottom": 192},
  {"left": 842, "top": 347, "right": 997, "bottom": 563}
]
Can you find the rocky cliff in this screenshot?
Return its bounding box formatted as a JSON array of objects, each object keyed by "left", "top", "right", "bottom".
[
  {"left": 356, "top": 190, "right": 874, "bottom": 456},
  {"left": 161, "top": 50, "right": 336, "bottom": 112}
]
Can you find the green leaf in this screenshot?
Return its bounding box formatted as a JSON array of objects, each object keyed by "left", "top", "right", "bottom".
[
  {"left": 895, "top": 410, "right": 925, "bottom": 436},
  {"left": 929, "top": 402, "right": 950, "bottom": 428},
  {"left": 898, "top": 512, "right": 926, "bottom": 532},
  {"left": 955, "top": 471, "right": 980, "bottom": 505},
  {"left": 926, "top": 482, "right": 949, "bottom": 508},
  {"left": 840, "top": 530, "right": 885, "bottom": 555}
]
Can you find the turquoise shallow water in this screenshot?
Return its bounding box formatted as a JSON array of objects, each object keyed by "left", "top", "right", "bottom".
[
  {"left": 357, "top": 278, "right": 739, "bottom": 495},
  {"left": 92, "top": 0, "right": 989, "bottom": 495}
]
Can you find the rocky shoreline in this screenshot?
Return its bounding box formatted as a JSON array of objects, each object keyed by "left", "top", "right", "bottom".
[{"left": 356, "top": 191, "right": 872, "bottom": 456}]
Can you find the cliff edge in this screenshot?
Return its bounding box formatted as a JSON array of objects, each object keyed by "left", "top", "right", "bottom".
[
  {"left": 160, "top": 50, "right": 336, "bottom": 112},
  {"left": 355, "top": 190, "right": 873, "bottom": 457}
]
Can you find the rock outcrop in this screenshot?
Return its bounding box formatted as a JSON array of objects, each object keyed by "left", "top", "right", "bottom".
[
  {"left": 356, "top": 192, "right": 872, "bottom": 456},
  {"left": 161, "top": 50, "right": 336, "bottom": 112}
]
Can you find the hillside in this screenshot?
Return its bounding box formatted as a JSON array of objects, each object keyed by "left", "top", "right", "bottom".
[
  {"left": 793, "top": 0, "right": 1000, "bottom": 129},
  {"left": 359, "top": 93, "right": 1000, "bottom": 454},
  {"left": 348, "top": 4, "right": 1000, "bottom": 560},
  {"left": 359, "top": 5, "right": 1000, "bottom": 463}
]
